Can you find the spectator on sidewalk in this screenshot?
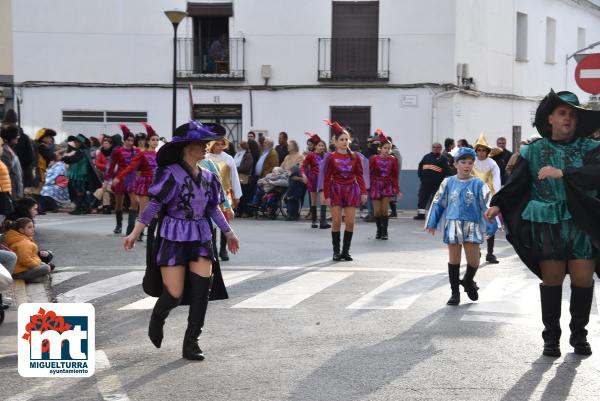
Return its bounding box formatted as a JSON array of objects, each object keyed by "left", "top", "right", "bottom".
[
  {"left": 234, "top": 141, "right": 254, "bottom": 217},
  {"left": 40, "top": 146, "right": 70, "bottom": 212},
  {"left": 34, "top": 128, "right": 57, "bottom": 191},
  {"left": 275, "top": 132, "right": 289, "bottom": 165},
  {"left": 6, "top": 217, "right": 53, "bottom": 283},
  {"left": 0, "top": 140, "right": 12, "bottom": 220},
  {"left": 0, "top": 125, "right": 24, "bottom": 200},
  {"left": 414, "top": 142, "right": 450, "bottom": 220}
]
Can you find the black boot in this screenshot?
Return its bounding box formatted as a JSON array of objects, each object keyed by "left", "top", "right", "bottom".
[
  {"left": 389, "top": 201, "right": 397, "bottom": 218},
  {"left": 460, "top": 265, "right": 479, "bottom": 301},
  {"left": 381, "top": 217, "right": 389, "bottom": 240},
  {"left": 126, "top": 210, "right": 138, "bottom": 236},
  {"left": 219, "top": 231, "right": 229, "bottom": 261},
  {"left": 113, "top": 211, "right": 123, "bottom": 234},
  {"left": 540, "top": 284, "right": 562, "bottom": 357},
  {"left": 486, "top": 236, "right": 499, "bottom": 264},
  {"left": 447, "top": 263, "right": 460, "bottom": 305},
  {"left": 332, "top": 231, "right": 341, "bottom": 261},
  {"left": 375, "top": 217, "right": 382, "bottom": 239},
  {"left": 310, "top": 206, "right": 318, "bottom": 228},
  {"left": 148, "top": 289, "right": 181, "bottom": 348},
  {"left": 569, "top": 285, "right": 593, "bottom": 356},
  {"left": 319, "top": 206, "right": 331, "bottom": 229},
  {"left": 341, "top": 231, "right": 353, "bottom": 261},
  {"left": 182, "top": 273, "right": 212, "bottom": 361}
]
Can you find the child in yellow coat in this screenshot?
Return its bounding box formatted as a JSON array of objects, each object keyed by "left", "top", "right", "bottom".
[{"left": 5, "top": 218, "right": 52, "bottom": 283}]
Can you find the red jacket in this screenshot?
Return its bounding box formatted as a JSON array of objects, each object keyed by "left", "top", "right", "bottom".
[
  {"left": 105, "top": 146, "right": 138, "bottom": 180},
  {"left": 95, "top": 151, "right": 110, "bottom": 176},
  {"left": 301, "top": 151, "right": 325, "bottom": 179},
  {"left": 116, "top": 150, "right": 157, "bottom": 180},
  {"left": 369, "top": 154, "right": 400, "bottom": 194},
  {"left": 323, "top": 152, "right": 366, "bottom": 199}
]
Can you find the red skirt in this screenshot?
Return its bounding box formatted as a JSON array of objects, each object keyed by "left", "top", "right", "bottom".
[
  {"left": 329, "top": 181, "right": 361, "bottom": 207},
  {"left": 369, "top": 179, "right": 396, "bottom": 200},
  {"left": 133, "top": 176, "right": 154, "bottom": 196},
  {"left": 306, "top": 175, "right": 319, "bottom": 193},
  {"left": 112, "top": 174, "right": 135, "bottom": 195}
]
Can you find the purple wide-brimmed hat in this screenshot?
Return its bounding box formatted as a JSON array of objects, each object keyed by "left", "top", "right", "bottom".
[{"left": 157, "top": 120, "right": 225, "bottom": 166}]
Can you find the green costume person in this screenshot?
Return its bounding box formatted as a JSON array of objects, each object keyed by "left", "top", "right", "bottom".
[{"left": 487, "top": 90, "right": 600, "bottom": 358}]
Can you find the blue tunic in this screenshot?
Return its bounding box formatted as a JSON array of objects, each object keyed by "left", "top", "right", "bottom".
[{"left": 425, "top": 175, "right": 496, "bottom": 244}]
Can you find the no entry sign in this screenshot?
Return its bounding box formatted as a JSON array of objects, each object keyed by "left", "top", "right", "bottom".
[{"left": 575, "top": 53, "right": 600, "bottom": 94}]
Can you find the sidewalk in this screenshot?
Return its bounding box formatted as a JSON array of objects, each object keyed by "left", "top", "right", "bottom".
[{"left": 0, "top": 279, "right": 52, "bottom": 357}]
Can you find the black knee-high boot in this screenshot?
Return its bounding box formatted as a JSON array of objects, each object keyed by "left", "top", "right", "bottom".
[
  {"left": 183, "top": 273, "right": 213, "bottom": 360},
  {"left": 460, "top": 265, "right": 479, "bottom": 301},
  {"left": 569, "top": 285, "right": 593, "bottom": 355},
  {"left": 332, "top": 231, "right": 341, "bottom": 261},
  {"left": 341, "top": 231, "right": 354, "bottom": 261},
  {"left": 389, "top": 201, "right": 397, "bottom": 217},
  {"left": 486, "top": 236, "right": 499, "bottom": 263},
  {"left": 540, "top": 284, "right": 562, "bottom": 357},
  {"left": 219, "top": 231, "right": 229, "bottom": 261},
  {"left": 447, "top": 263, "right": 460, "bottom": 305},
  {"left": 114, "top": 211, "right": 123, "bottom": 234},
  {"left": 126, "top": 210, "right": 138, "bottom": 235},
  {"left": 381, "top": 217, "right": 389, "bottom": 240},
  {"left": 375, "top": 217, "right": 382, "bottom": 239},
  {"left": 310, "top": 206, "right": 318, "bottom": 228},
  {"left": 148, "top": 289, "right": 181, "bottom": 348},
  {"left": 319, "top": 205, "right": 331, "bottom": 229}
]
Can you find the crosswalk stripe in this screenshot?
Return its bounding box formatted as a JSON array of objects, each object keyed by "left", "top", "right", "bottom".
[
  {"left": 50, "top": 271, "right": 88, "bottom": 285},
  {"left": 118, "top": 270, "right": 264, "bottom": 310},
  {"left": 56, "top": 271, "right": 144, "bottom": 303},
  {"left": 232, "top": 272, "right": 352, "bottom": 309},
  {"left": 463, "top": 277, "right": 540, "bottom": 316},
  {"left": 347, "top": 273, "right": 444, "bottom": 310}
]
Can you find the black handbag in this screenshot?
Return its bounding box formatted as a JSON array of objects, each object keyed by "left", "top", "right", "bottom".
[{"left": 0, "top": 191, "right": 14, "bottom": 216}]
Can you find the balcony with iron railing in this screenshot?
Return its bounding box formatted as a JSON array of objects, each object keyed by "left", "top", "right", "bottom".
[
  {"left": 177, "top": 37, "right": 245, "bottom": 81},
  {"left": 318, "top": 38, "right": 390, "bottom": 81}
]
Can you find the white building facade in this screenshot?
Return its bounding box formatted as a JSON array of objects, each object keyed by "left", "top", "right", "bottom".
[{"left": 7, "top": 0, "right": 600, "bottom": 207}]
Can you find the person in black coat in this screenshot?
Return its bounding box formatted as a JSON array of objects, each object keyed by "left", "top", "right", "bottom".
[{"left": 414, "top": 143, "right": 450, "bottom": 220}]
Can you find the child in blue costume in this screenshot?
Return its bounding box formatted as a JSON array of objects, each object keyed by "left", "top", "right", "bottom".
[
  {"left": 426, "top": 147, "right": 496, "bottom": 305},
  {"left": 124, "top": 121, "right": 240, "bottom": 361}
]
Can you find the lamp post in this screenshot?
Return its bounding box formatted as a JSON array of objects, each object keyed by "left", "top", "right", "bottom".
[{"left": 164, "top": 9, "right": 187, "bottom": 134}]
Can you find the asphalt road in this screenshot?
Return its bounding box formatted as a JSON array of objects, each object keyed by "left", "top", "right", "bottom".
[{"left": 1, "top": 212, "right": 600, "bottom": 400}]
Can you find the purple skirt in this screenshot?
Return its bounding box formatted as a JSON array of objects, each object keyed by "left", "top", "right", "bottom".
[
  {"left": 134, "top": 176, "right": 153, "bottom": 196},
  {"left": 112, "top": 174, "right": 136, "bottom": 195},
  {"left": 370, "top": 179, "right": 395, "bottom": 200},
  {"left": 329, "top": 181, "right": 361, "bottom": 207},
  {"left": 156, "top": 238, "right": 214, "bottom": 266}
]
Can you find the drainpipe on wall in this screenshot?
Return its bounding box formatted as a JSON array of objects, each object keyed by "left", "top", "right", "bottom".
[{"left": 428, "top": 87, "right": 460, "bottom": 147}]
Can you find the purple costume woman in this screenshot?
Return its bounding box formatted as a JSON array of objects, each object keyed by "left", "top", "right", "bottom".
[{"left": 125, "top": 120, "right": 238, "bottom": 361}]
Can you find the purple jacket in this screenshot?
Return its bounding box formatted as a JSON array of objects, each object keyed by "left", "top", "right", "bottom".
[{"left": 139, "top": 163, "right": 230, "bottom": 242}]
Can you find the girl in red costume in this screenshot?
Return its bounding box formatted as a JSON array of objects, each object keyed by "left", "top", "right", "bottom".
[
  {"left": 323, "top": 120, "right": 367, "bottom": 261},
  {"left": 113, "top": 123, "right": 159, "bottom": 241},
  {"left": 369, "top": 130, "right": 400, "bottom": 240},
  {"left": 302, "top": 132, "right": 330, "bottom": 229},
  {"left": 106, "top": 124, "right": 139, "bottom": 234}
]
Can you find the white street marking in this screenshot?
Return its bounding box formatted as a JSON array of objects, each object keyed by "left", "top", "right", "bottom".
[
  {"left": 50, "top": 271, "right": 88, "bottom": 285},
  {"left": 232, "top": 272, "right": 352, "bottom": 309},
  {"left": 96, "top": 350, "right": 131, "bottom": 401},
  {"left": 56, "top": 271, "right": 144, "bottom": 303},
  {"left": 118, "top": 270, "right": 264, "bottom": 310},
  {"left": 347, "top": 273, "right": 444, "bottom": 309}
]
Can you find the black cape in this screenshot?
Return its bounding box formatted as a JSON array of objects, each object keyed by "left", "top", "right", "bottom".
[
  {"left": 142, "top": 207, "right": 229, "bottom": 305},
  {"left": 490, "top": 146, "right": 600, "bottom": 279}
]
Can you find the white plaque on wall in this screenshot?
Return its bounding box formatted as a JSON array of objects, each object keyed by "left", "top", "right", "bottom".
[{"left": 400, "top": 95, "right": 418, "bottom": 107}]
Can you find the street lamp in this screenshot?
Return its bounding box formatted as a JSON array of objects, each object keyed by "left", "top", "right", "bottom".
[
  {"left": 164, "top": 9, "right": 187, "bottom": 134},
  {"left": 564, "top": 40, "right": 600, "bottom": 89}
]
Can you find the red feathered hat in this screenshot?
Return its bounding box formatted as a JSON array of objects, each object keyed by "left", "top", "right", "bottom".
[
  {"left": 142, "top": 123, "right": 158, "bottom": 138},
  {"left": 375, "top": 129, "right": 389, "bottom": 144},
  {"left": 119, "top": 124, "right": 133, "bottom": 140},
  {"left": 305, "top": 131, "right": 322, "bottom": 145},
  {"left": 323, "top": 119, "right": 345, "bottom": 137}
]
